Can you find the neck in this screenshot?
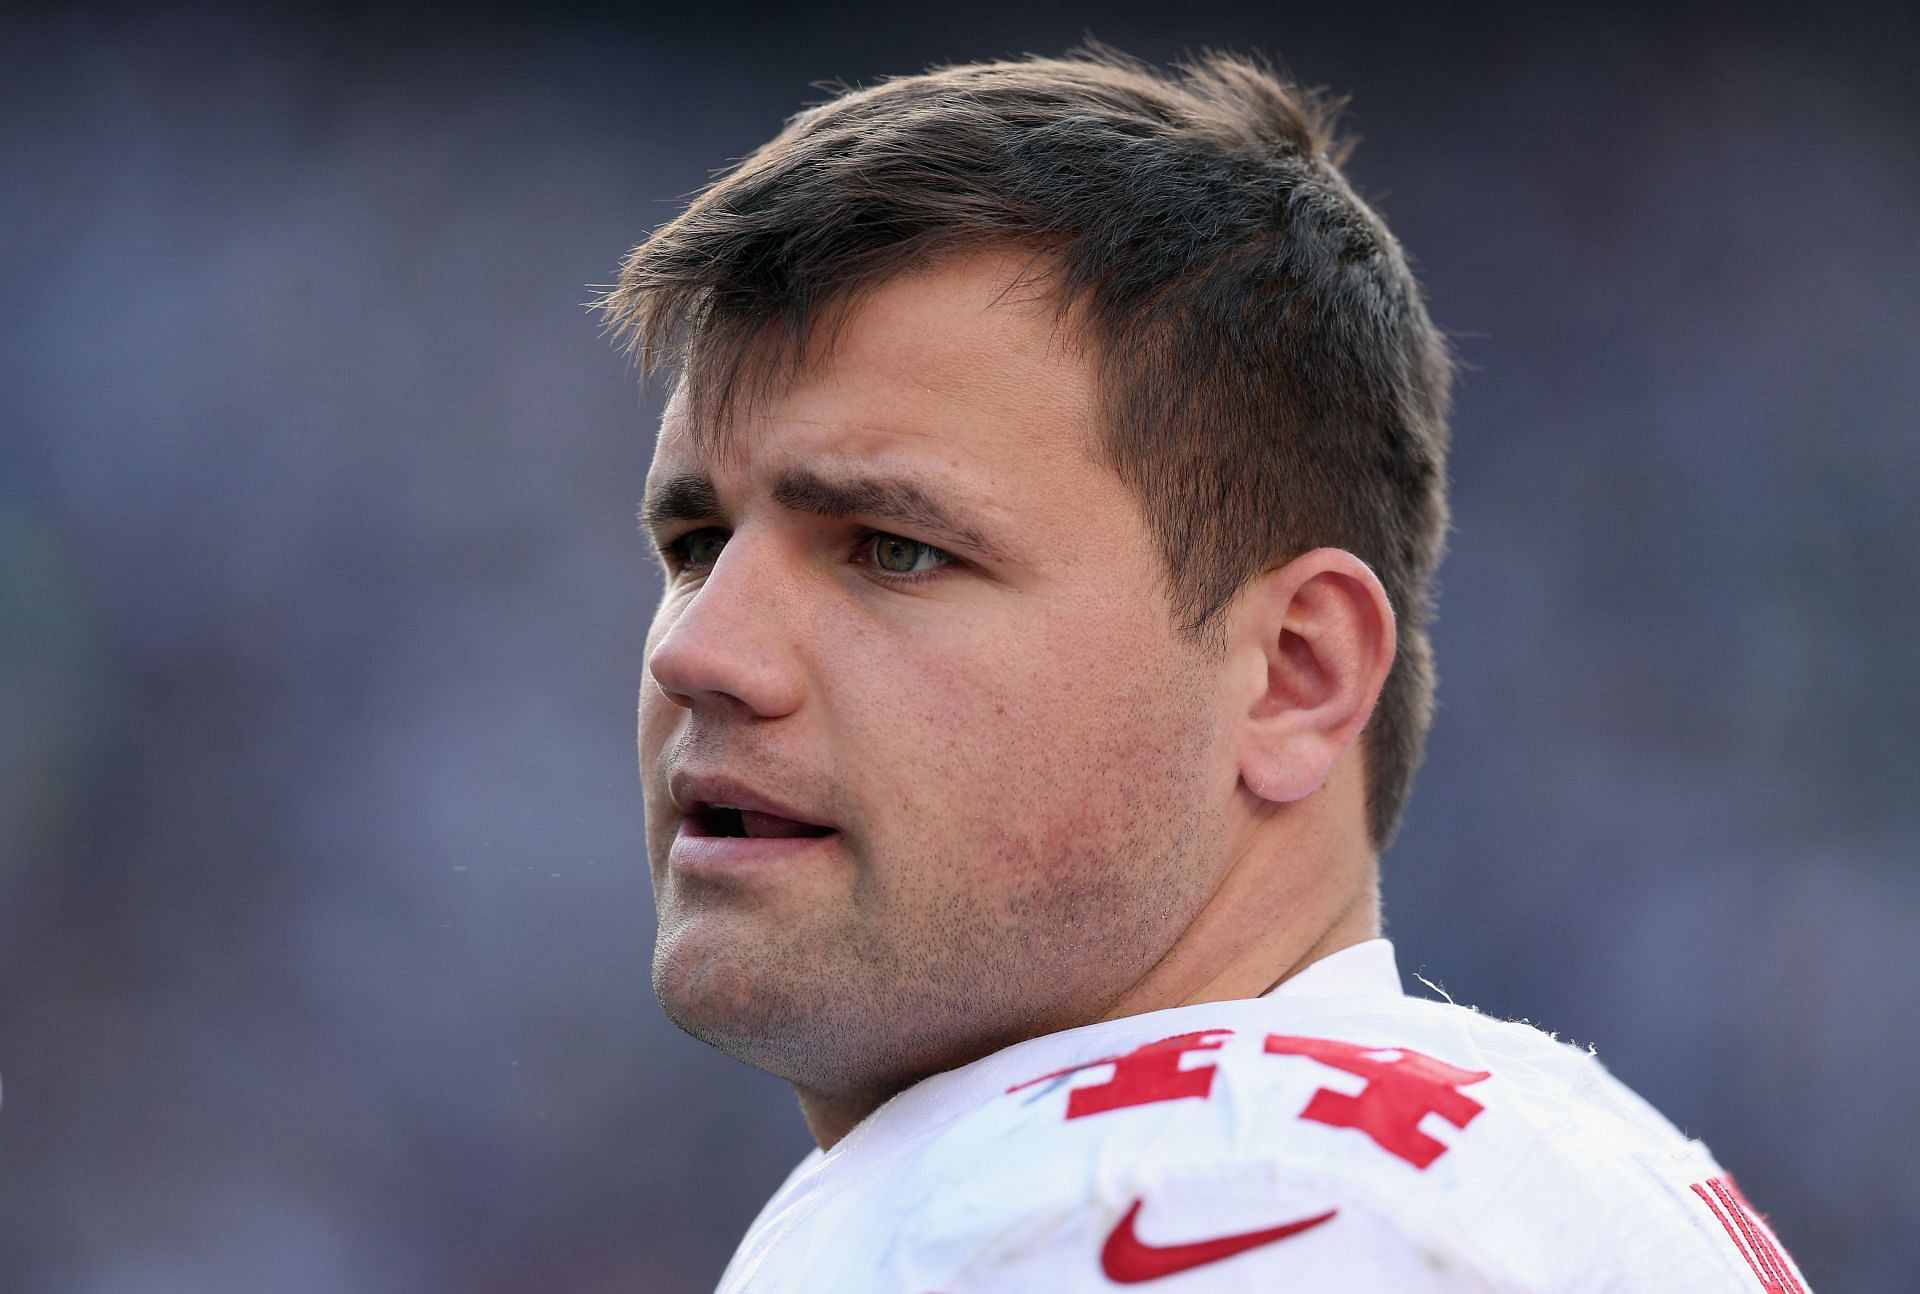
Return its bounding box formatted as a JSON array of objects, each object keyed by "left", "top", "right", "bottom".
[
  {"left": 1096, "top": 790, "right": 1380, "bottom": 1021},
  {"left": 796, "top": 1079, "right": 898, "bottom": 1152},
  {"left": 794, "top": 758, "right": 1380, "bottom": 1151}
]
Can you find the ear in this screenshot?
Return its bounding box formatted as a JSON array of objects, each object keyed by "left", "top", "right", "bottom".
[{"left": 1230, "top": 548, "right": 1397, "bottom": 804}]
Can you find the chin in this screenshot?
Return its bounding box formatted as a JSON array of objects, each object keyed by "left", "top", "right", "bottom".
[
  {"left": 654, "top": 920, "right": 763, "bottom": 1035},
  {"left": 650, "top": 918, "right": 820, "bottom": 1075},
  {"left": 651, "top": 920, "right": 941, "bottom": 1097}
]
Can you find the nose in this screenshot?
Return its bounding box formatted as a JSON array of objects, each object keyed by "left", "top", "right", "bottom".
[{"left": 646, "top": 538, "right": 806, "bottom": 720}]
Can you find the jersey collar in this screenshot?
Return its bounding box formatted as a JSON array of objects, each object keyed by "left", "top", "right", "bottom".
[{"left": 1263, "top": 937, "right": 1403, "bottom": 1001}]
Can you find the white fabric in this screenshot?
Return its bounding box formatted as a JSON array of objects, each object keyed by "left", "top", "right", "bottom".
[{"left": 715, "top": 940, "right": 1810, "bottom": 1292}]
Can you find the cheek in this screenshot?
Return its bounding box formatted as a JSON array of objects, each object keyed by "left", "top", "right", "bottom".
[
  {"left": 826, "top": 611, "right": 1063, "bottom": 758},
  {"left": 637, "top": 601, "right": 683, "bottom": 755},
  {"left": 637, "top": 682, "right": 674, "bottom": 759},
  {"left": 834, "top": 609, "right": 1215, "bottom": 857}
]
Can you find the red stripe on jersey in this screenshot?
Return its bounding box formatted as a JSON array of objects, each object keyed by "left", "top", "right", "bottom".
[{"left": 1690, "top": 1176, "right": 1806, "bottom": 1294}]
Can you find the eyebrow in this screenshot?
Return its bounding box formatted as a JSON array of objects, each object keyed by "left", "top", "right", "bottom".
[
  {"left": 640, "top": 474, "right": 722, "bottom": 535},
  {"left": 640, "top": 467, "right": 1009, "bottom": 562}
]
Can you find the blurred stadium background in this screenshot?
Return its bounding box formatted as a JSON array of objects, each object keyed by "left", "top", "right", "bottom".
[{"left": 2, "top": 1, "right": 1916, "bottom": 1290}]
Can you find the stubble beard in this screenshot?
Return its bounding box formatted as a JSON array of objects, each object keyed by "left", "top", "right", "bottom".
[{"left": 649, "top": 740, "right": 1224, "bottom": 1107}]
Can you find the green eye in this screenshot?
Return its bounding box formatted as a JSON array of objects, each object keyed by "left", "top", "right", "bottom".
[
  {"left": 873, "top": 535, "right": 920, "bottom": 572},
  {"left": 675, "top": 528, "right": 728, "bottom": 569},
  {"left": 870, "top": 533, "right": 945, "bottom": 574}
]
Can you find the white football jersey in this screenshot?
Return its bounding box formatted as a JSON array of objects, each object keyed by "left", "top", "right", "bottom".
[{"left": 716, "top": 941, "right": 1811, "bottom": 1292}]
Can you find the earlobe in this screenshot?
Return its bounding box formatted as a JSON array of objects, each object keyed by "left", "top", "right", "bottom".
[{"left": 1233, "top": 549, "right": 1397, "bottom": 805}]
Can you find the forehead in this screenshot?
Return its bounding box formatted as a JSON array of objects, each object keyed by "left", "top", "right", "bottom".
[{"left": 648, "top": 248, "right": 1104, "bottom": 485}]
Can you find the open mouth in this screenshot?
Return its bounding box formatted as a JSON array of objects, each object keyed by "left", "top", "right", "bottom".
[{"left": 689, "top": 806, "right": 836, "bottom": 840}]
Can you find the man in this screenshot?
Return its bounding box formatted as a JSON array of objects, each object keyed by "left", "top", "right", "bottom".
[{"left": 602, "top": 45, "right": 1811, "bottom": 1292}]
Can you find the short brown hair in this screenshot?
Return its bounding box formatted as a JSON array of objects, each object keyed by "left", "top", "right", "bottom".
[{"left": 600, "top": 43, "right": 1453, "bottom": 850}]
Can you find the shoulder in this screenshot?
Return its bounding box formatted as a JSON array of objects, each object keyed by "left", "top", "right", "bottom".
[{"left": 882, "top": 994, "right": 1796, "bottom": 1292}]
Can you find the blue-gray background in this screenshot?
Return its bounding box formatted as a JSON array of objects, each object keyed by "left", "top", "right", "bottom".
[{"left": 3, "top": 1, "right": 1915, "bottom": 1290}]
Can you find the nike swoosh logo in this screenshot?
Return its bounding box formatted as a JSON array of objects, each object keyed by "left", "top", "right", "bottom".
[{"left": 1100, "top": 1197, "right": 1338, "bottom": 1284}]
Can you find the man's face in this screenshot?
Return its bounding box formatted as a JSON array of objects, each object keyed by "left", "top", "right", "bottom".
[{"left": 639, "top": 248, "right": 1243, "bottom": 1100}]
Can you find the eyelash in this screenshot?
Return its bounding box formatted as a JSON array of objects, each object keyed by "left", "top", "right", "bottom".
[{"left": 657, "top": 527, "right": 957, "bottom": 586}]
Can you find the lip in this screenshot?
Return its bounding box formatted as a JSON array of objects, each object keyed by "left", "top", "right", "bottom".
[
  {"left": 665, "top": 770, "right": 841, "bottom": 875},
  {"left": 669, "top": 772, "right": 835, "bottom": 830},
  {"left": 668, "top": 824, "right": 842, "bottom": 875}
]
